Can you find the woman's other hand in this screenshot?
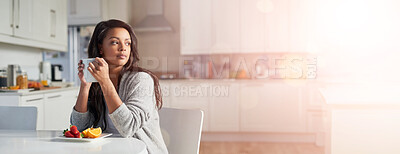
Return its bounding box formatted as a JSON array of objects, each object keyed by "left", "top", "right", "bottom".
[
  {"left": 78, "top": 60, "right": 92, "bottom": 88},
  {"left": 88, "top": 57, "right": 110, "bottom": 85}
]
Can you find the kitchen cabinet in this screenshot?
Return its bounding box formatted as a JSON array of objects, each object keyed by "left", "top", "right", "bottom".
[
  {"left": 239, "top": 0, "right": 265, "bottom": 53},
  {"left": 211, "top": 0, "right": 240, "bottom": 54},
  {"left": 15, "top": 0, "right": 67, "bottom": 47},
  {"left": 0, "top": 88, "right": 79, "bottom": 130},
  {"left": 240, "top": 0, "right": 290, "bottom": 53},
  {"left": 0, "top": 0, "right": 67, "bottom": 51},
  {"left": 14, "top": 0, "right": 50, "bottom": 43},
  {"left": 181, "top": 0, "right": 240, "bottom": 55},
  {"left": 160, "top": 80, "right": 314, "bottom": 135},
  {"left": 168, "top": 82, "right": 211, "bottom": 131},
  {"left": 160, "top": 82, "right": 171, "bottom": 108},
  {"left": 160, "top": 81, "right": 240, "bottom": 132},
  {"left": 288, "top": 0, "right": 312, "bottom": 52},
  {"left": 44, "top": 90, "right": 78, "bottom": 130},
  {"left": 48, "top": 0, "right": 68, "bottom": 46},
  {"left": 209, "top": 83, "right": 240, "bottom": 132},
  {"left": 68, "top": 0, "right": 105, "bottom": 25},
  {"left": 180, "top": 0, "right": 308, "bottom": 54},
  {"left": 20, "top": 89, "right": 78, "bottom": 130},
  {"left": 0, "top": 0, "right": 13, "bottom": 36},
  {"left": 239, "top": 82, "right": 307, "bottom": 132},
  {"left": 68, "top": 0, "right": 130, "bottom": 25},
  {"left": 180, "top": 0, "right": 213, "bottom": 55},
  {"left": 20, "top": 94, "right": 45, "bottom": 130},
  {"left": 264, "top": 0, "right": 290, "bottom": 52},
  {"left": 159, "top": 80, "right": 324, "bottom": 144}
]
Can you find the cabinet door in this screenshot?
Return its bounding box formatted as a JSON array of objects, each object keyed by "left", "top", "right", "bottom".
[
  {"left": 240, "top": 83, "right": 306, "bottom": 132},
  {"left": 264, "top": 0, "right": 289, "bottom": 52},
  {"left": 159, "top": 82, "right": 171, "bottom": 108},
  {"left": 14, "top": 0, "right": 51, "bottom": 43},
  {"left": 209, "top": 83, "right": 239, "bottom": 132},
  {"left": 211, "top": 0, "right": 240, "bottom": 54},
  {"left": 288, "top": 0, "right": 311, "bottom": 52},
  {"left": 240, "top": 0, "right": 290, "bottom": 53},
  {"left": 13, "top": 0, "right": 33, "bottom": 39},
  {"left": 20, "top": 94, "right": 45, "bottom": 130},
  {"left": 169, "top": 83, "right": 210, "bottom": 131},
  {"left": 67, "top": 0, "right": 104, "bottom": 25},
  {"left": 48, "top": 0, "right": 68, "bottom": 49},
  {"left": 180, "top": 0, "right": 212, "bottom": 55},
  {"left": 44, "top": 90, "right": 77, "bottom": 130},
  {"left": 240, "top": 0, "right": 265, "bottom": 53},
  {"left": 0, "top": 0, "right": 13, "bottom": 36}
]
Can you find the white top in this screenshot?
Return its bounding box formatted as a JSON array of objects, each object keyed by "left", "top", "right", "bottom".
[{"left": 0, "top": 130, "right": 147, "bottom": 154}]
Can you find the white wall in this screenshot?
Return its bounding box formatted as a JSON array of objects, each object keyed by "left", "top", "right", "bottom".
[
  {"left": 0, "top": 43, "right": 43, "bottom": 80},
  {"left": 309, "top": 0, "right": 400, "bottom": 83}
]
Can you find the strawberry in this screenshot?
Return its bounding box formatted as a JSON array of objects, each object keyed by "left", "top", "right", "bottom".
[
  {"left": 74, "top": 133, "right": 81, "bottom": 138},
  {"left": 70, "top": 125, "right": 79, "bottom": 135},
  {"left": 63, "top": 128, "right": 68, "bottom": 134},
  {"left": 64, "top": 131, "right": 74, "bottom": 138}
]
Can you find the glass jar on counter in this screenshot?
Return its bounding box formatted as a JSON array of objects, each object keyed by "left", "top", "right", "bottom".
[
  {"left": 16, "top": 70, "right": 28, "bottom": 89},
  {"left": 0, "top": 69, "right": 7, "bottom": 88}
]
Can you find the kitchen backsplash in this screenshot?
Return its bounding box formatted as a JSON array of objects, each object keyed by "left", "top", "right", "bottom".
[
  {"left": 140, "top": 53, "right": 317, "bottom": 80},
  {"left": 0, "top": 43, "right": 43, "bottom": 81}
]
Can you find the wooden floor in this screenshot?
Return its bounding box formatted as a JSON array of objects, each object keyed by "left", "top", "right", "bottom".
[{"left": 199, "top": 142, "right": 324, "bottom": 154}]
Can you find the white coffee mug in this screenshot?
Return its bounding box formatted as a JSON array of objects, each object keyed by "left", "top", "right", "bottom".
[{"left": 81, "top": 58, "right": 98, "bottom": 83}]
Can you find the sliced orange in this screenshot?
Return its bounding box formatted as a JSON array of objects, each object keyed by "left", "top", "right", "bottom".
[
  {"left": 87, "top": 127, "right": 102, "bottom": 138},
  {"left": 82, "top": 129, "right": 89, "bottom": 138},
  {"left": 9, "top": 85, "right": 19, "bottom": 90}
]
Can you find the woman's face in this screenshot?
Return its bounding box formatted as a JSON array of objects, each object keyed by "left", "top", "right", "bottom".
[{"left": 100, "top": 27, "right": 131, "bottom": 67}]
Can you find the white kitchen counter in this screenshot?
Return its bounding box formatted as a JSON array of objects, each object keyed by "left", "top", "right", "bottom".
[
  {"left": 0, "top": 86, "right": 79, "bottom": 96},
  {"left": 320, "top": 84, "right": 400, "bottom": 154}
]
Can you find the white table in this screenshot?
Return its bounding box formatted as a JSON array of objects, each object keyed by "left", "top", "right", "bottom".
[{"left": 0, "top": 130, "right": 148, "bottom": 154}]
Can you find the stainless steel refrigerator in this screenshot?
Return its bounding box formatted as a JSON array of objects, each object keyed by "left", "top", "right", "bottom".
[{"left": 43, "top": 26, "right": 95, "bottom": 86}]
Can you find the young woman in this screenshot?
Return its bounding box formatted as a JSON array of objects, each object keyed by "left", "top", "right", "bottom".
[{"left": 70, "top": 19, "right": 168, "bottom": 154}]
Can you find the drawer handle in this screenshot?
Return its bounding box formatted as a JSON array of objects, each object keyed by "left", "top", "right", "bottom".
[
  {"left": 26, "top": 98, "right": 43, "bottom": 102},
  {"left": 48, "top": 95, "right": 61, "bottom": 99}
]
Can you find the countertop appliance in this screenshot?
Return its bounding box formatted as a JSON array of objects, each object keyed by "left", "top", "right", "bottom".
[
  {"left": 7, "top": 64, "right": 20, "bottom": 87},
  {"left": 51, "top": 64, "right": 63, "bottom": 81},
  {"left": 39, "top": 61, "right": 52, "bottom": 83}
]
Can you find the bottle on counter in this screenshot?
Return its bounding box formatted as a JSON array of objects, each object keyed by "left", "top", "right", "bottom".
[
  {"left": 39, "top": 73, "right": 50, "bottom": 87},
  {"left": 7, "top": 64, "right": 20, "bottom": 87},
  {"left": 0, "top": 68, "right": 7, "bottom": 89},
  {"left": 16, "top": 70, "right": 28, "bottom": 89}
]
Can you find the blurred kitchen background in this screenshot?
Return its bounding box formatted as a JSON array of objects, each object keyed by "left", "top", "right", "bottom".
[{"left": 1, "top": 0, "right": 400, "bottom": 153}]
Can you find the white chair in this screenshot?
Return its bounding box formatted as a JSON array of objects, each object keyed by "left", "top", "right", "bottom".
[
  {"left": 159, "top": 108, "right": 204, "bottom": 154},
  {"left": 0, "top": 106, "right": 37, "bottom": 130}
]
